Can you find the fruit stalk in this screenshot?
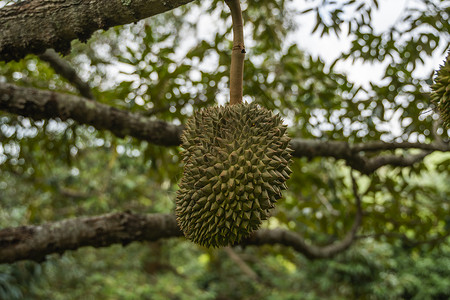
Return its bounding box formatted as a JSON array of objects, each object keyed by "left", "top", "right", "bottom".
[{"left": 225, "top": 0, "right": 245, "bottom": 105}]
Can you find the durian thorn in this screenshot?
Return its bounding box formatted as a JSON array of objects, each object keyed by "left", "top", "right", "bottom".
[{"left": 225, "top": 0, "right": 245, "bottom": 106}]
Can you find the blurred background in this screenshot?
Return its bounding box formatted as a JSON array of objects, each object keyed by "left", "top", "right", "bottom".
[{"left": 0, "top": 0, "right": 449, "bottom": 299}]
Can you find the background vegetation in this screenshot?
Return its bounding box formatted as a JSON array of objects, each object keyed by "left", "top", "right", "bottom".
[{"left": 0, "top": 0, "right": 449, "bottom": 299}]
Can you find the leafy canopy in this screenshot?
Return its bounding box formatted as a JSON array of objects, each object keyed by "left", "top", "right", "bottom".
[{"left": 0, "top": 0, "right": 449, "bottom": 299}]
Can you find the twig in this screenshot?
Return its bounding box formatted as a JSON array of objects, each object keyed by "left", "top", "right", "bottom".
[
  {"left": 39, "top": 49, "right": 94, "bottom": 100},
  {"left": 357, "top": 231, "right": 450, "bottom": 247},
  {"left": 224, "top": 247, "right": 260, "bottom": 282},
  {"left": 317, "top": 193, "right": 340, "bottom": 216}
]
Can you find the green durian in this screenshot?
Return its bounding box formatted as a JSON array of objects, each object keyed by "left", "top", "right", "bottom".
[
  {"left": 176, "top": 103, "right": 293, "bottom": 247},
  {"left": 431, "top": 51, "right": 450, "bottom": 129}
]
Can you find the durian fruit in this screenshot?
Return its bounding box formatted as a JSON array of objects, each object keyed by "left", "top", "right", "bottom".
[
  {"left": 176, "top": 103, "right": 292, "bottom": 247},
  {"left": 431, "top": 51, "right": 450, "bottom": 129}
]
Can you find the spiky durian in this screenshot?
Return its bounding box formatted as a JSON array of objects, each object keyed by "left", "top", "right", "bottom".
[
  {"left": 431, "top": 51, "right": 450, "bottom": 129},
  {"left": 176, "top": 103, "right": 292, "bottom": 248}
]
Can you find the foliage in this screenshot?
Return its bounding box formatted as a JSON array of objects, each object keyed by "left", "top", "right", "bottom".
[
  {"left": 1, "top": 239, "right": 450, "bottom": 299},
  {"left": 431, "top": 51, "right": 450, "bottom": 128},
  {"left": 0, "top": 0, "right": 449, "bottom": 299}
]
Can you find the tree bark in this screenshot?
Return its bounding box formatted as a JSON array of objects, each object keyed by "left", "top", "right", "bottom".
[
  {"left": 0, "top": 0, "right": 194, "bottom": 62},
  {"left": 0, "top": 211, "right": 360, "bottom": 263},
  {"left": 0, "top": 82, "right": 183, "bottom": 146},
  {"left": 0, "top": 212, "right": 182, "bottom": 263}
]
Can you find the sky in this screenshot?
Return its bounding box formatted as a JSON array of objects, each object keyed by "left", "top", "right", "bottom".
[
  {"left": 189, "top": 0, "right": 448, "bottom": 91},
  {"left": 290, "top": 0, "right": 448, "bottom": 87}
]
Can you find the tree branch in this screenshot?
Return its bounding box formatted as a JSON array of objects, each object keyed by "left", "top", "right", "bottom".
[
  {"left": 289, "top": 138, "right": 447, "bottom": 174},
  {"left": 1, "top": 82, "right": 448, "bottom": 173},
  {"left": 39, "top": 49, "right": 94, "bottom": 100},
  {"left": 353, "top": 141, "right": 449, "bottom": 152},
  {"left": 0, "top": 211, "right": 360, "bottom": 264},
  {"left": 363, "top": 151, "right": 432, "bottom": 173},
  {"left": 0, "top": 82, "right": 183, "bottom": 147},
  {"left": 0, "top": 212, "right": 182, "bottom": 264},
  {"left": 243, "top": 171, "right": 363, "bottom": 259},
  {"left": 0, "top": 0, "right": 195, "bottom": 62},
  {"left": 0, "top": 175, "right": 362, "bottom": 264},
  {"left": 0, "top": 181, "right": 440, "bottom": 264}
]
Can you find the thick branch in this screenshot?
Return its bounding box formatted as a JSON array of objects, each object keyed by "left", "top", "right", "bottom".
[
  {"left": 0, "top": 210, "right": 362, "bottom": 264},
  {"left": 1, "top": 83, "right": 448, "bottom": 172},
  {"left": 0, "top": 212, "right": 182, "bottom": 263},
  {"left": 39, "top": 49, "right": 94, "bottom": 100},
  {"left": 0, "top": 0, "right": 194, "bottom": 62},
  {"left": 290, "top": 139, "right": 352, "bottom": 159},
  {"left": 0, "top": 82, "right": 182, "bottom": 146}
]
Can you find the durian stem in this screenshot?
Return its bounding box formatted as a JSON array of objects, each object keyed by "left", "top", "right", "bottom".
[{"left": 225, "top": 0, "right": 245, "bottom": 105}]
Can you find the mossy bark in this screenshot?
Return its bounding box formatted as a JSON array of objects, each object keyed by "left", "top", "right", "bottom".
[
  {"left": 0, "top": 82, "right": 183, "bottom": 146},
  {"left": 0, "top": 0, "right": 194, "bottom": 62}
]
